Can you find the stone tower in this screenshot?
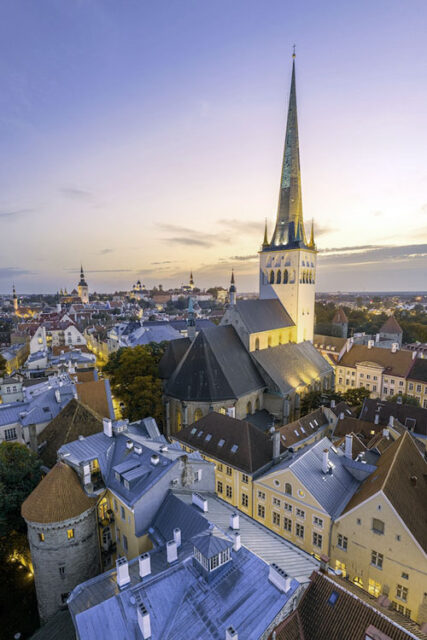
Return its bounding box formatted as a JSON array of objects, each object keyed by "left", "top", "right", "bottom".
[
  {"left": 12, "top": 283, "right": 18, "bottom": 313},
  {"left": 77, "top": 265, "right": 89, "bottom": 304},
  {"left": 332, "top": 307, "right": 349, "bottom": 338},
  {"left": 259, "top": 53, "right": 317, "bottom": 343},
  {"left": 21, "top": 462, "right": 100, "bottom": 622}
]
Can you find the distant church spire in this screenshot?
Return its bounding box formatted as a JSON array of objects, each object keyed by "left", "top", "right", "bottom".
[
  {"left": 269, "top": 50, "right": 307, "bottom": 248},
  {"left": 229, "top": 269, "right": 236, "bottom": 306},
  {"left": 262, "top": 219, "right": 269, "bottom": 248}
]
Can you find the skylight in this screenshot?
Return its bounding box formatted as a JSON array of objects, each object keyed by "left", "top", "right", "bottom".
[
  {"left": 190, "top": 428, "right": 197, "bottom": 435},
  {"left": 328, "top": 591, "right": 339, "bottom": 606},
  {"left": 294, "top": 430, "right": 299, "bottom": 436},
  {"left": 230, "top": 444, "right": 238, "bottom": 453},
  {"left": 197, "top": 430, "right": 203, "bottom": 438},
  {"left": 314, "top": 420, "right": 318, "bottom": 426},
  {"left": 301, "top": 427, "right": 305, "bottom": 433},
  {"left": 205, "top": 434, "right": 212, "bottom": 442},
  {"left": 281, "top": 435, "right": 287, "bottom": 441},
  {"left": 218, "top": 439, "right": 225, "bottom": 447}
]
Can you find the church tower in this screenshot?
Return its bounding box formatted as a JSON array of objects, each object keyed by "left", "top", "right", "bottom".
[
  {"left": 12, "top": 284, "right": 18, "bottom": 313},
  {"left": 77, "top": 265, "right": 89, "bottom": 304},
  {"left": 259, "top": 52, "right": 316, "bottom": 343}
]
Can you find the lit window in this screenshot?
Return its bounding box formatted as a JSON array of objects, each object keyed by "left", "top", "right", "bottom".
[
  {"left": 67, "top": 529, "right": 74, "bottom": 540},
  {"left": 38, "top": 532, "right": 45, "bottom": 542},
  {"left": 368, "top": 578, "right": 381, "bottom": 597}
]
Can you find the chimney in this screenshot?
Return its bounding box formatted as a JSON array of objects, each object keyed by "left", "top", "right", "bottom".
[
  {"left": 82, "top": 463, "right": 91, "bottom": 485},
  {"left": 412, "top": 350, "right": 417, "bottom": 360},
  {"left": 330, "top": 399, "right": 336, "bottom": 409},
  {"left": 272, "top": 430, "right": 280, "bottom": 461},
  {"left": 410, "top": 475, "right": 417, "bottom": 487},
  {"left": 388, "top": 415, "right": 394, "bottom": 427},
  {"left": 134, "top": 444, "right": 143, "bottom": 455},
  {"left": 55, "top": 389, "right": 61, "bottom": 403},
  {"left": 339, "top": 411, "right": 345, "bottom": 420},
  {"left": 268, "top": 563, "right": 292, "bottom": 593},
  {"left": 192, "top": 492, "right": 208, "bottom": 512},
  {"left": 167, "top": 540, "right": 178, "bottom": 563},
  {"left": 322, "top": 449, "right": 329, "bottom": 474},
  {"left": 374, "top": 413, "right": 380, "bottom": 425},
  {"left": 382, "top": 428, "right": 389, "bottom": 438},
  {"left": 116, "top": 557, "right": 130, "bottom": 588},
  {"left": 173, "top": 527, "right": 181, "bottom": 547},
  {"left": 375, "top": 333, "right": 380, "bottom": 343},
  {"left": 225, "top": 627, "right": 238, "bottom": 640},
  {"left": 391, "top": 343, "right": 399, "bottom": 353},
  {"left": 368, "top": 339, "right": 374, "bottom": 349},
  {"left": 103, "top": 418, "right": 113, "bottom": 437},
  {"left": 126, "top": 439, "right": 133, "bottom": 450},
  {"left": 233, "top": 531, "right": 241, "bottom": 551},
  {"left": 230, "top": 513, "right": 240, "bottom": 530},
  {"left": 137, "top": 602, "right": 151, "bottom": 640},
  {"left": 345, "top": 434, "right": 353, "bottom": 459},
  {"left": 150, "top": 454, "right": 159, "bottom": 466},
  {"left": 138, "top": 553, "right": 151, "bottom": 579}
]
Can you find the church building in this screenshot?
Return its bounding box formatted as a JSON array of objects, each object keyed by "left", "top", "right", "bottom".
[
  {"left": 77, "top": 265, "right": 89, "bottom": 304},
  {"left": 161, "top": 54, "right": 333, "bottom": 434}
]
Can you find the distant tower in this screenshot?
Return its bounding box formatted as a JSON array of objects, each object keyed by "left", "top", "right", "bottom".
[
  {"left": 189, "top": 271, "right": 194, "bottom": 290},
  {"left": 21, "top": 462, "right": 100, "bottom": 622},
  {"left": 229, "top": 270, "right": 236, "bottom": 306},
  {"left": 259, "top": 51, "right": 317, "bottom": 343},
  {"left": 77, "top": 265, "right": 89, "bottom": 304},
  {"left": 187, "top": 297, "right": 196, "bottom": 341},
  {"left": 332, "top": 307, "right": 348, "bottom": 338},
  {"left": 12, "top": 283, "right": 18, "bottom": 313}
]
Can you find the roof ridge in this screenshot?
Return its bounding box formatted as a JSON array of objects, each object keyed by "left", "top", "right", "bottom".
[{"left": 382, "top": 431, "right": 407, "bottom": 491}]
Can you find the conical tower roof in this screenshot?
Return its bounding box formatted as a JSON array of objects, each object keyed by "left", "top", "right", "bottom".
[
  {"left": 269, "top": 53, "right": 309, "bottom": 249},
  {"left": 21, "top": 461, "right": 96, "bottom": 524}
]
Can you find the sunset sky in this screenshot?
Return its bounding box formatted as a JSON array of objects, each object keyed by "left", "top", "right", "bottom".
[{"left": 1, "top": 0, "right": 426, "bottom": 294}]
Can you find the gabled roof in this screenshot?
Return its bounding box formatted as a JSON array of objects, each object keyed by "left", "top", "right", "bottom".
[
  {"left": 151, "top": 492, "right": 208, "bottom": 544},
  {"left": 314, "top": 334, "right": 347, "bottom": 352},
  {"left": 234, "top": 299, "right": 294, "bottom": 333},
  {"left": 408, "top": 357, "right": 427, "bottom": 383},
  {"left": 191, "top": 530, "right": 233, "bottom": 558},
  {"left": 359, "top": 398, "right": 427, "bottom": 436},
  {"left": 338, "top": 344, "right": 414, "bottom": 377},
  {"left": 330, "top": 401, "right": 354, "bottom": 418},
  {"left": 380, "top": 315, "right": 403, "bottom": 335},
  {"left": 277, "top": 408, "right": 328, "bottom": 448},
  {"left": 37, "top": 398, "right": 103, "bottom": 468},
  {"left": 272, "top": 570, "right": 427, "bottom": 640},
  {"left": 332, "top": 308, "right": 348, "bottom": 324},
  {"left": 166, "top": 326, "right": 264, "bottom": 402},
  {"left": 75, "top": 379, "right": 114, "bottom": 420},
  {"left": 21, "top": 462, "right": 96, "bottom": 523},
  {"left": 341, "top": 432, "right": 427, "bottom": 552},
  {"left": 252, "top": 341, "right": 332, "bottom": 396},
  {"left": 175, "top": 411, "right": 282, "bottom": 474},
  {"left": 333, "top": 416, "right": 380, "bottom": 439},
  {"left": 158, "top": 337, "right": 191, "bottom": 379}
]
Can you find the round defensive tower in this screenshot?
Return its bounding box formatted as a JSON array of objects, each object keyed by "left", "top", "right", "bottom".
[{"left": 21, "top": 462, "right": 100, "bottom": 623}]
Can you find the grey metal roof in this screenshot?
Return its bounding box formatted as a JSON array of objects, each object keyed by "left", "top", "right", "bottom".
[
  {"left": 252, "top": 341, "right": 333, "bottom": 395},
  {"left": 0, "top": 384, "right": 75, "bottom": 428},
  {"left": 235, "top": 299, "right": 295, "bottom": 333},
  {"left": 176, "top": 491, "right": 319, "bottom": 581},
  {"left": 191, "top": 530, "right": 233, "bottom": 558},
  {"left": 152, "top": 492, "right": 210, "bottom": 544},
  {"left": 167, "top": 325, "right": 265, "bottom": 402},
  {"left": 260, "top": 437, "right": 374, "bottom": 519}
]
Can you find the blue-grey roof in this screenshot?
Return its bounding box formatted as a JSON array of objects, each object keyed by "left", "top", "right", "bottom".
[
  {"left": 151, "top": 492, "right": 209, "bottom": 544},
  {"left": 191, "top": 530, "right": 233, "bottom": 558},
  {"left": 261, "top": 437, "right": 374, "bottom": 519},
  {"left": 0, "top": 384, "right": 75, "bottom": 428},
  {"left": 70, "top": 538, "right": 298, "bottom": 640}
]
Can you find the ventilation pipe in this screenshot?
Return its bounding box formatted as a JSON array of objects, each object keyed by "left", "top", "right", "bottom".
[
  {"left": 388, "top": 415, "right": 394, "bottom": 427},
  {"left": 345, "top": 434, "right": 353, "bottom": 459},
  {"left": 230, "top": 513, "right": 239, "bottom": 530},
  {"left": 233, "top": 531, "right": 241, "bottom": 551},
  {"left": 138, "top": 553, "right": 151, "bottom": 579},
  {"left": 322, "top": 449, "right": 329, "bottom": 474},
  {"left": 374, "top": 413, "right": 380, "bottom": 425}
]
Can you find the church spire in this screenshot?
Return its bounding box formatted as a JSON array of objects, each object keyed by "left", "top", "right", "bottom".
[
  {"left": 309, "top": 219, "right": 315, "bottom": 248},
  {"left": 262, "top": 219, "right": 269, "bottom": 248},
  {"left": 229, "top": 269, "right": 236, "bottom": 306},
  {"left": 270, "top": 50, "right": 307, "bottom": 248}
]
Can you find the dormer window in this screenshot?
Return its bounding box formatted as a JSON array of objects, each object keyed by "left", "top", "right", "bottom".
[
  {"left": 230, "top": 444, "right": 238, "bottom": 453},
  {"left": 218, "top": 439, "right": 225, "bottom": 447},
  {"left": 191, "top": 531, "right": 233, "bottom": 576}
]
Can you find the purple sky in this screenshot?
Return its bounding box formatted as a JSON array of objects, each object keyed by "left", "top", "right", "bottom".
[{"left": 1, "top": 0, "right": 426, "bottom": 294}]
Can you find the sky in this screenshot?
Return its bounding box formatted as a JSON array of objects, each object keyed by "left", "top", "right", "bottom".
[{"left": 1, "top": 0, "right": 426, "bottom": 294}]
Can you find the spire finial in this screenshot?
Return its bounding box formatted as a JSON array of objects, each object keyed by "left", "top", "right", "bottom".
[
  {"left": 231, "top": 268, "right": 235, "bottom": 285},
  {"left": 262, "top": 218, "right": 269, "bottom": 247},
  {"left": 309, "top": 218, "right": 315, "bottom": 248},
  {"left": 292, "top": 44, "right": 296, "bottom": 59}
]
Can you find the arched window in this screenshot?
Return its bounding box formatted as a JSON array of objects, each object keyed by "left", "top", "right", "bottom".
[
  {"left": 276, "top": 270, "right": 281, "bottom": 284},
  {"left": 285, "top": 483, "right": 292, "bottom": 496},
  {"left": 176, "top": 409, "right": 182, "bottom": 432},
  {"left": 255, "top": 397, "right": 260, "bottom": 411},
  {"left": 303, "top": 271, "right": 306, "bottom": 284},
  {"left": 246, "top": 401, "right": 252, "bottom": 415},
  {"left": 268, "top": 336, "right": 272, "bottom": 348},
  {"left": 194, "top": 409, "right": 203, "bottom": 422},
  {"left": 255, "top": 337, "right": 260, "bottom": 351},
  {"left": 309, "top": 271, "right": 312, "bottom": 284},
  {"left": 283, "top": 269, "right": 288, "bottom": 284},
  {"left": 269, "top": 270, "right": 275, "bottom": 284}
]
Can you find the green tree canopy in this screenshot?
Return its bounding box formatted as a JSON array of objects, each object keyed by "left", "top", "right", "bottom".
[
  {"left": 103, "top": 343, "right": 167, "bottom": 427},
  {"left": 342, "top": 387, "right": 371, "bottom": 407},
  {"left": 0, "top": 442, "right": 42, "bottom": 537},
  {"left": 387, "top": 394, "right": 420, "bottom": 407}
]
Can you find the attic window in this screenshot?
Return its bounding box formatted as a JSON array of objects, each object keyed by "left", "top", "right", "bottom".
[
  {"left": 190, "top": 428, "right": 197, "bottom": 435},
  {"left": 328, "top": 591, "right": 339, "bottom": 606},
  {"left": 205, "top": 434, "right": 212, "bottom": 442},
  {"left": 309, "top": 422, "right": 314, "bottom": 429},
  {"left": 294, "top": 430, "right": 299, "bottom": 436},
  {"left": 301, "top": 427, "right": 305, "bottom": 433},
  {"left": 314, "top": 420, "right": 318, "bottom": 426},
  {"left": 43, "top": 407, "right": 50, "bottom": 413},
  {"left": 218, "top": 439, "right": 225, "bottom": 447},
  {"left": 230, "top": 444, "right": 238, "bottom": 453},
  {"left": 197, "top": 431, "right": 203, "bottom": 438}
]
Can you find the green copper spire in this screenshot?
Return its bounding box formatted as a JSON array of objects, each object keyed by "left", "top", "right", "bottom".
[{"left": 270, "top": 51, "right": 307, "bottom": 248}]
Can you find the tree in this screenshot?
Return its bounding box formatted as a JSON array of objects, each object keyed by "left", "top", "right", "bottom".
[
  {"left": 103, "top": 343, "right": 167, "bottom": 428},
  {"left": 0, "top": 442, "right": 42, "bottom": 537},
  {"left": 342, "top": 387, "right": 371, "bottom": 407},
  {"left": 0, "top": 353, "right": 6, "bottom": 376},
  {"left": 387, "top": 394, "right": 420, "bottom": 407},
  {"left": 300, "top": 390, "right": 344, "bottom": 416}
]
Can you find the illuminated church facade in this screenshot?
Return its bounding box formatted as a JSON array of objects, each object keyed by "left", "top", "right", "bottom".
[{"left": 161, "top": 55, "right": 333, "bottom": 434}]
